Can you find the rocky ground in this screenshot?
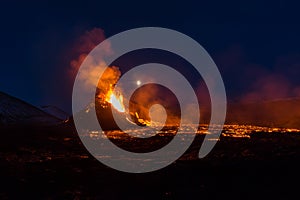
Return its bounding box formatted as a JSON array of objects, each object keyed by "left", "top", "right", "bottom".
[{"left": 0, "top": 124, "right": 300, "bottom": 199}]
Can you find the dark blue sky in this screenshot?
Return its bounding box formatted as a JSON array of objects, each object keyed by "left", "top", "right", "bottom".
[{"left": 1, "top": 0, "right": 300, "bottom": 113}]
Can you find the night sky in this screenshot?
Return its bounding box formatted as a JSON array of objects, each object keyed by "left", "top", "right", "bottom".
[{"left": 1, "top": 0, "right": 300, "bottom": 113}]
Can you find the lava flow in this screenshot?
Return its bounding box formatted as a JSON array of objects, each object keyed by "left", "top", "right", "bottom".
[{"left": 105, "top": 89, "right": 125, "bottom": 113}]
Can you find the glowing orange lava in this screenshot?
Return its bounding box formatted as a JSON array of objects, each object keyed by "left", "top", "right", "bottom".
[{"left": 106, "top": 90, "right": 125, "bottom": 113}]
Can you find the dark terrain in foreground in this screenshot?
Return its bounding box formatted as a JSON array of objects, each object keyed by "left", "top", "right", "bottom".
[{"left": 0, "top": 124, "right": 300, "bottom": 200}]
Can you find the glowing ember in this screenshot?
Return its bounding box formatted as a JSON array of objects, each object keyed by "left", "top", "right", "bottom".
[{"left": 106, "top": 90, "right": 125, "bottom": 113}]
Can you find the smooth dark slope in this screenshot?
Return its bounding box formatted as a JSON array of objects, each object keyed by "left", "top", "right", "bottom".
[
  {"left": 40, "top": 105, "right": 70, "bottom": 120},
  {"left": 0, "top": 91, "right": 61, "bottom": 125}
]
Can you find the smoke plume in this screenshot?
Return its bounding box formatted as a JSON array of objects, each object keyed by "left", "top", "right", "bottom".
[{"left": 70, "top": 28, "right": 121, "bottom": 97}]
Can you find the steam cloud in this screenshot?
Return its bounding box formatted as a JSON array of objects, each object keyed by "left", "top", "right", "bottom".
[
  {"left": 70, "top": 28, "right": 121, "bottom": 97},
  {"left": 215, "top": 46, "right": 300, "bottom": 102},
  {"left": 215, "top": 46, "right": 300, "bottom": 128}
]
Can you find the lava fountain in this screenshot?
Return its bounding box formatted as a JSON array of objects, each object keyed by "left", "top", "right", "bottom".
[{"left": 105, "top": 89, "right": 125, "bottom": 113}]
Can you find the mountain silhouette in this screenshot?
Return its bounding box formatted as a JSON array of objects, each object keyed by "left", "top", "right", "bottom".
[{"left": 0, "top": 91, "right": 62, "bottom": 126}]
